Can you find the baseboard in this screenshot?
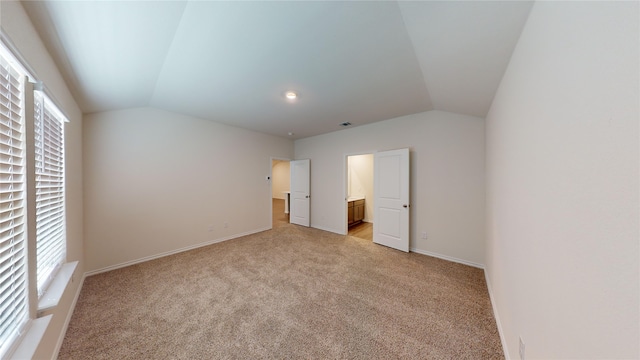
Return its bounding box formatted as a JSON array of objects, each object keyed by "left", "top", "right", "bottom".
[
  {"left": 310, "top": 224, "right": 344, "bottom": 235},
  {"left": 409, "top": 247, "right": 484, "bottom": 269},
  {"left": 52, "top": 271, "right": 86, "bottom": 360},
  {"left": 85, "top": 227, "right": 271, "bottom": 276},
  {"left": 484, "top": 270, "right": 509, "bottom": 360}
]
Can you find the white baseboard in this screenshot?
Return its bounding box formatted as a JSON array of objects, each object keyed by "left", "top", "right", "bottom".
[
  {"left": 52, "top": 271, "right": 86, "bottom": 360},
  {"left": 484, "top": 270, "right": 509, "bottom": 360},
  {"left": 409, "top": 247, "right": 484, "bottom": 269},
  {"left": 310, "top": 224, "right": 344, "bottom": 235},
  {"left": 85, "top": 227, "right": 271, "bottom": 277}
]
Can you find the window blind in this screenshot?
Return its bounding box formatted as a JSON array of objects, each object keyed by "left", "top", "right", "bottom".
[
  {"left": 0, "top": 51, "right": 27, "bottom": 356},
  {"left": 33, "top": 92, "right": 65, "bottom": 297}
]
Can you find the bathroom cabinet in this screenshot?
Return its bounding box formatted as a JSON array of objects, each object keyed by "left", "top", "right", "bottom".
[{"left": 348, "top": 198, "right": 365, "bottom": 226}]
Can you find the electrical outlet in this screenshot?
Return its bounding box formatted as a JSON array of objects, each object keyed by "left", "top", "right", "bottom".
[
  {"left": 519, "top": 336, "right": 525, "bottom": 360},
  {"left": 224, "top": 222, "right": 228, "bottom": 228},
  {"left": 421, "top": 232, "right": 427, "bottom": 239},
  {"left": 208, "top": 225, "right": 214, "bottom": 232}
]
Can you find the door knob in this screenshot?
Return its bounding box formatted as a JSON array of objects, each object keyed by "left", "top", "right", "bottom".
[
  {"left": 306, "top": 195, "right": 310, "bottom": 198},
  {"left": 403, "top": 204, "right": 408, "bottom": 208}
]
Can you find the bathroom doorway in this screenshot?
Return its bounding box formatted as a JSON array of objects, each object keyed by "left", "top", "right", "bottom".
[
  {"left": 346, "top": 154, "right": 374, "bottom": 241},
  {"left": 271, "top": 158, "right": 290, "bottom": 228}
]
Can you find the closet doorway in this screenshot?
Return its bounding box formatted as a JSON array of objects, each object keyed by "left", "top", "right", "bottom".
[
  {"left": 346, "top": 154, "right": 374, "bottom": 241},
  {"left": 271, "top": 158, "right": 290, "bottom": 228}
]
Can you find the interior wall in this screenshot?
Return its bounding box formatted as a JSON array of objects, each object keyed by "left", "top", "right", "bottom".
[
  {"left": 0, "top": 1, "right": 84, "bottom": 359},
  {"left": 83, "top": 107, "right": 294, "bottom": 272},
  {"left": 485, "top": 1, "right": 639, "bottom": 359},
  {"left": 271, "top": 160, "right": 290, "bottom": 200},
  {"left": 347, "top": 154, "right": 373, "bottom": 222},
  {"left": 295, "top": 110, "right": 485, "bottom": 266}
]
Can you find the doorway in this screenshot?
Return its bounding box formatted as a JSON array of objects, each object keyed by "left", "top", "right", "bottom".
[
  {"left": 271, "top": 158, "right": 290, "bottom": 229},
  {"left": 346, "top": 154, "right": 374, "bottom": 241},
  {"left": 345, "top": 148, "right": 410, "bottom": 252}
]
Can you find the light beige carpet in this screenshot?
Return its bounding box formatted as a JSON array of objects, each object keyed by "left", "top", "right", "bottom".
[{"left": 59, "top": 221, "right": 503, "bottom": 359}]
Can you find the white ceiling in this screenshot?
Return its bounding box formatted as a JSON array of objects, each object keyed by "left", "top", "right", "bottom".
[{"left": 22, "top": 1, "right": 533, "bottom": 139}]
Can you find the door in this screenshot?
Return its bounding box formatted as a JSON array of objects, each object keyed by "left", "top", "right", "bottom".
[
  {"left": 373, "top": 149, "right": 409, "bottom": 252},
  {"left": 290, "top": 159, "right": 310, "bottom": 227}
]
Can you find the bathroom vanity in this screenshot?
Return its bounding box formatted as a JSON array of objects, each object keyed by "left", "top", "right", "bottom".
[{"left": 347, "top": 197, "right": 365, "bottom": 226}]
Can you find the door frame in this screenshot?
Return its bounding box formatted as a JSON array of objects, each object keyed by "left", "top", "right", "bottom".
[
  {"left": 343, "top": 151, "right": 377, "bottom": 235},
  {"left": 269, "top": 156, "right": 291, "bottom": 230}
]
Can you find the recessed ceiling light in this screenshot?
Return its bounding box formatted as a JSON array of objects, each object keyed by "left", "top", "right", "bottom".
[{"left": 285, "top": 91, "right": 297, "bottom": 100}]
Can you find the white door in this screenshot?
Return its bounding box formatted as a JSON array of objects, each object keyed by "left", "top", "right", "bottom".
[
  {"left": 373, "top": 149, "right": 409, "bottom": 252},
  {"left": 290, "top": 159, "right": 310, "bottom": 227}
]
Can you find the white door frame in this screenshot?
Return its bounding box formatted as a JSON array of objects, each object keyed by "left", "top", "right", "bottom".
[
  {"left": 342, "top": 150, "right": 378, "bottom": 235},
  {"left": 269, "top": 156, "right": 291, "bottom": 230}
]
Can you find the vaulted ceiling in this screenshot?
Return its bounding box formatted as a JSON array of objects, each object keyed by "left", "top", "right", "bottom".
[{"left": 22, "top": 1, "right": 533, "bottom": 139}]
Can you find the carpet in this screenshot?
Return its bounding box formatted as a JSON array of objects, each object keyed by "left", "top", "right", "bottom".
[{"left": 59, "top": 222, "right": 503, "bottom": 359}]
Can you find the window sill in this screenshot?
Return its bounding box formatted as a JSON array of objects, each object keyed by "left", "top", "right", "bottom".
[
  {"left": 7, "top": 261, "right": 78, "bottom": 359},
  {"left": 9, "top": 315, "right": 52, "bottom": 360},
  {"left": 37, "top": 261, "right": 78, "bottom": 315}
]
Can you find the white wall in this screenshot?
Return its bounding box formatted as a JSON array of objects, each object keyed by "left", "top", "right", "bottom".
[
  {"left": 271, "top": 160, "right": 290, "bottom": 199},
  {"left": 0, "top": 1, "right": 84, "bottom": 359},
  {"left": 295, "top": 110, "right": 485, "bottom": 266},
  {"left": 347, "top": 154, "right": 374, "bottom": 222},
  {"left": 485, "top": 1, "right": 639, "bottom": 359},
  {"left": 83, "top": 107, "right": 294, "bottom": 272}
]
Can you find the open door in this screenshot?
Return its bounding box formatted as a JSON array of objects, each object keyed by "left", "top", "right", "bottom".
[
  {"left": 373, "top": 149, "right": 409, "bottom": 252},
  {"left": 290, "top": 159, "right": 310, "bottom": 227}
]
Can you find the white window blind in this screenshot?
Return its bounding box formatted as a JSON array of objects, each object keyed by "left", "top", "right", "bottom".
[
  {"left": 33, "top": 92, "right": 65, "bottom": 297},
  {"left": 0, "top": 50, "right": 27, "bottom": 356}
]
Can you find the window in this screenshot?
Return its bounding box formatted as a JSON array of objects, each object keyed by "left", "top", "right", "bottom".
[
  {"left": 0, "top": 40, "right": 67, "bottom": 358},
  {"left": 34, "top": 92, "right": 65, "bottom": 297},
  {"left": 0, "top": 44, "right": 28, "bottom": 358}
]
